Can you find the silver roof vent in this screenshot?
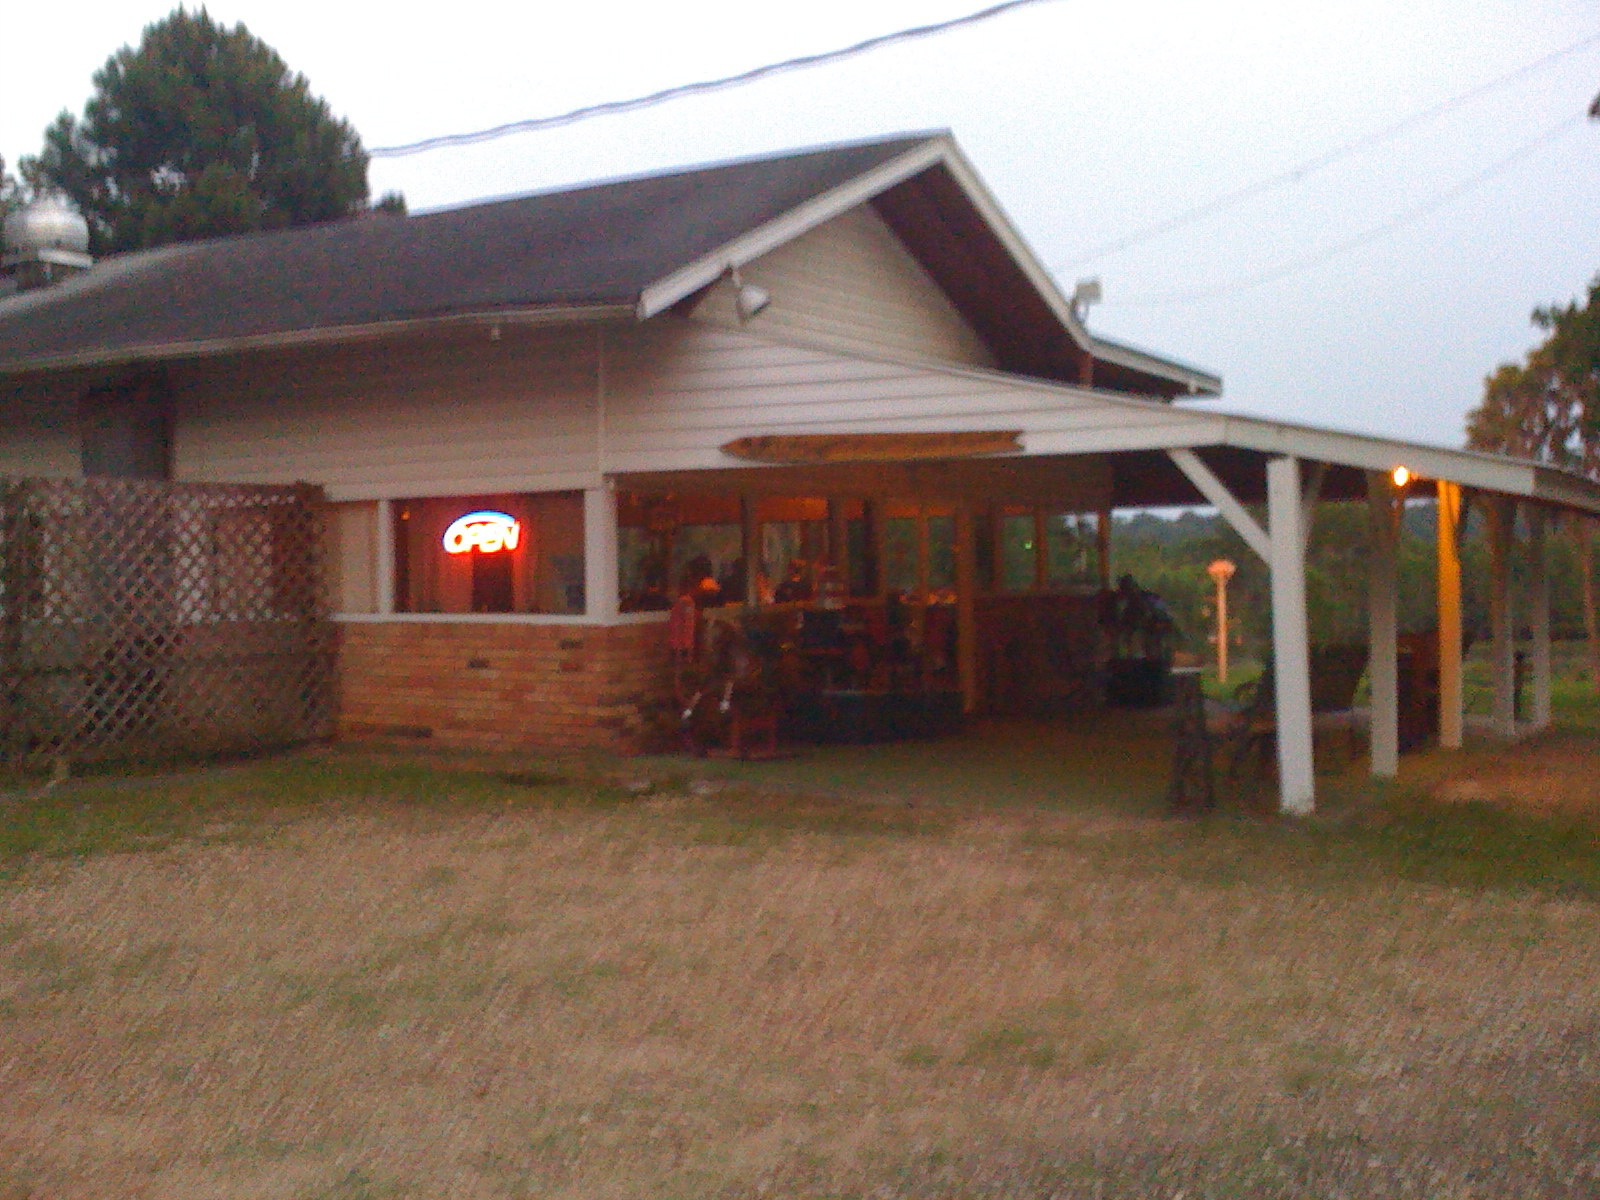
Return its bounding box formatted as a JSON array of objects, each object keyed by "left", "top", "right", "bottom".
[{"left": 2, "top": 195, "right": 93, "bottom": 293}]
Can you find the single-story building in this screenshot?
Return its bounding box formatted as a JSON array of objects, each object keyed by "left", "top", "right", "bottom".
[{"left": 2, "top": 131, "right": 1597, "bottom": 812}]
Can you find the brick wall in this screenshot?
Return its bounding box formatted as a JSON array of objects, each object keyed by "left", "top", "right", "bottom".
[{"left": 335, "top": 619, "right": 671, "bottom": 752}]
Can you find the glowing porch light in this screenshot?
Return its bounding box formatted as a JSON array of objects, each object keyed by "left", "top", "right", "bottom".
[
  {"left": 442, "top": 511, "right": 522, "bottom": 555},
  {"left": 1391, "top": 466, "right": 1412, "bottom": 489}
]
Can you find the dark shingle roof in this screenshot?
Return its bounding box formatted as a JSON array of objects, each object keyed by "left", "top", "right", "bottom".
[{"left": 0, "top": 134, "right": 936, "bottom": 373}]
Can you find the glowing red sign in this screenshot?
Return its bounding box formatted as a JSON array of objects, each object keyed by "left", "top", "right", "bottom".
[{"left": 443, "top": 511, "right": 522, "bottom": 555}]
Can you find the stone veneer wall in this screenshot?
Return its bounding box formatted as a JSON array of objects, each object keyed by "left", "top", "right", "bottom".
[{"left": 336, "top": 620, "right": 671, "bottom": 752}]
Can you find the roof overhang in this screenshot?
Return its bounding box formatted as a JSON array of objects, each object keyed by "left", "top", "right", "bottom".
[
  {"left": 1043, "top": 404, "right": 1600, "bottom": 518},
  {"left": 611, "top": 348, "right": 1600, "bottom": 519},
  {"left": 634, "top": 134, "right": 1222, "bottom": 398},
  {"left": 0, "top": 304, "right": 630, "bottom": 377}
]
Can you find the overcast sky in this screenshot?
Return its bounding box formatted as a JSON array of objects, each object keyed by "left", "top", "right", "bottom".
[{"left": 4, "top": 0, "right": 1598, "bottom": 450}]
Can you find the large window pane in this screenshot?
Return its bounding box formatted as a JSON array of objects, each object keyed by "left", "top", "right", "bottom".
[{"left": 393, "top": 491, "right": 585, "bottom": 615}]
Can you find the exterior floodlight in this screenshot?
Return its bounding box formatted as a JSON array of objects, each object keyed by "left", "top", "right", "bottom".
[
  {"left": 1391, "top": 466, "right": 1411, "bottom": 489},
  {"left": 729, "top": 267, "right": 771, "bottom": 322},
  {"left": 1072, "top": 276, "right": 1103, "bottom": 315}
]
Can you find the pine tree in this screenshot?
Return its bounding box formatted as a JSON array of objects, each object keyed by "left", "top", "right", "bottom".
[{"left": 20, "top": 8, "right": 398, "bottom": 254}]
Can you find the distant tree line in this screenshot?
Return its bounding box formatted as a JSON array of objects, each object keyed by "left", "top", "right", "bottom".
[
  {"left": 1463, "top": 274, "right": 1600, "bottom": 691},
  {"left": 1111, "top": 500, "right": 1594, "bottom": 664}
]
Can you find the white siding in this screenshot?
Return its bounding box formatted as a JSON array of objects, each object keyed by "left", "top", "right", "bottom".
[
  {"left": 690, "top": 205, "right": 995, "bottom": 368},
  {"left": 601, "top": 320, "right": 1210, "bottom": 474},
  {"left": 173, "top": 326, "right": 603, "bottom": 501},
  {"left": 0, "top": 379, "right": 82, "bottom": 478},
  {"left": 4, "top": 312, "right": 1211, "bottom": 503}
]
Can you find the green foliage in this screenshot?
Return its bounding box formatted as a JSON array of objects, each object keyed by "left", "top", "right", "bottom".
[
  {"left": 1465, "top": 275, "right": 1600, "bottom": 697},
  {"left": 1113, "top": 500, "right": 1600, "bottom": 658},
  {"left": 1467, "top": 275, "right": 1598, "bottom": 471},
  {"left": 1110, "top": 506, "right": 1444, "bottom": 657},
  {"left": 0, "top": 156, "right": 22, "bottom": 220},
  {"left": 20, "top": 9, "right": 386, "bottom": 254}
]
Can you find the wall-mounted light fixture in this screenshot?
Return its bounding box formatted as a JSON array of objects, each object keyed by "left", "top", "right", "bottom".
[
  {"left": 1072, "top": 276, "right": 1103, "bottom": 318},
  {"left": 730, "top": 266, "right": 771, "bottom": 322},
  {"left": 1390, "top": 465, "right": 1412, "bottom": 490}
]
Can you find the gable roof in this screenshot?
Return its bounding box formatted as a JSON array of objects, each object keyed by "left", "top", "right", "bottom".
[{"left": 0, "top": 132, "right": 1217, "bottom": 396}]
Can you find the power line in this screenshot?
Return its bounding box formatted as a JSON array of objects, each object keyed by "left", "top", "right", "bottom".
[
  {"left": 1116, "top": 113, "right": 1587, "bottom": 307},
  {"left": 1056, "top": 30, "right": 1600, "bottom": 270},
  {"left": 369, "top": 0, "right": 1062, "bottom": 159}
]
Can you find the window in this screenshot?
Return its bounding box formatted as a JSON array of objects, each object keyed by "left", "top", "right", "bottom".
[
  {"left": 998, "top": 510, "right": 1037, "bottom": 593},
  {"left": 393, "top": 491, "right": 585, "bottom": 615},
  {"left": 1045, "top": 512, "right": 1100, "bottom": 589}
]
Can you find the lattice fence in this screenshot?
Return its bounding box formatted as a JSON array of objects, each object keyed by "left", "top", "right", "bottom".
[{"left": 0, "top": 478, "right": 334, "bottom": 766}]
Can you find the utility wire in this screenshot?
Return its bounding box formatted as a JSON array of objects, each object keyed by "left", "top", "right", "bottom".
[
  {"left": 369, "top": 0, "right": 1062, "bottom": 158},
  {"left": 1057, "top": 30, "right": 1600, "bottom": 270},
  {"left": 1117, "top": 113, "right": 1586, "bottom": 306}
]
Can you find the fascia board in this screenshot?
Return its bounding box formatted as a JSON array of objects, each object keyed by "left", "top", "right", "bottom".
[
  {"left": 774, "top": 349, "right": 1591, "bottom": 513},
  {"left": 1211, "top": 417, "right": 1538, "bottom": 495},
  {"left": 633, "top": 135, "right": 1223, "bottom": 395},
  {"left": 1088, "top": 336, "right": 1224, "bottom": 395},
  {"left": 931, "top": 143, "right": 1223, "bottom": 396},
  {"left": 0, "top": 304, "right": 631, "bottom": 377},
  {"left": 635, "top": 139, "right": 951, "bottom": 319},
  {"left": 1532, "top": 463, "right": 1600, "bottom": 515}
]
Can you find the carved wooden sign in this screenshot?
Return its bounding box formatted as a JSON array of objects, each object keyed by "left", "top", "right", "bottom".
[{"left": 720, "top": 431, "right": 1023, "bottom": 465}]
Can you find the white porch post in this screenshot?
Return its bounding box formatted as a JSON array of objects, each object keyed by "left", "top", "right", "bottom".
[
  {"left": 376, "top": 499, "right": 396, "bottom": 615},
  {"left": 1267, "top": 456, "right": 1315, "bottom": 815},
  {"left": 1436, "top": 481, "right": 1465, "bottom": 749},
  {"left": 1365, "top": 472, "right": 1399, "bottom": 778},
  {"left": 1488, "top": 498, "right": 1517, "bottom": 738},
  {"left": 584, "top": 484, "right": 619, "bottom": 622},
  {"left": 1529, "top": 507, "right": 1553, "bottom": 729},
  {"left": 1300, "top": 461, "right": 1328, "bottom": 548}
]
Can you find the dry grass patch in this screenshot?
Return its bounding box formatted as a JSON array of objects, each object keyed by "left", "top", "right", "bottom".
[
  {"left": 1425, "top": 729, "right": 1600, "bottom": 821},
  {"left": 0, "top": 749, "right": 1596, "bottom": 1197}
]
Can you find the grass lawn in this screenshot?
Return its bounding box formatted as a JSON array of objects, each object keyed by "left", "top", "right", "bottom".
[{"left": 0, "top": 726, "right": 1597, "bottom": 1199}]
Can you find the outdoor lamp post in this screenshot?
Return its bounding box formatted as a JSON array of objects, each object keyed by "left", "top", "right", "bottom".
[{"left": 1206, "top": 558, "right": 1237, "bottom": 683}]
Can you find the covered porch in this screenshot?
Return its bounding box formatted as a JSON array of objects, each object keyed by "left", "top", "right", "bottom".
[{"left": 589, "top": 424, "right": 1600, "bottom": 815}]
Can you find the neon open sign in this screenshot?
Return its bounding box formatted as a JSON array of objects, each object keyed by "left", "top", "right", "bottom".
[{"left": 442, "top": 511, "right": 522, "bottom": 554}]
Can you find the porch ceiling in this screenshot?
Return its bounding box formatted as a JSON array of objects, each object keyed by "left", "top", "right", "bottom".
[
  {"left": 1109, "top": 447, "right": 1368, "bottom": 509},
  {"left": 616, "top": 446, "right": 1370, "bottom": 511}
]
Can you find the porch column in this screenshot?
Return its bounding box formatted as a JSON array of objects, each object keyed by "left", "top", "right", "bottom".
[
  {"left": 1267, "top": 456, "right": 1315, "bottom": 815},
  {"left": 956, "top": 502, "right": 979, "bottom": 714},
  {"left": 1365, "top": 472, "right": 1399, "bottom": 777},
  {"left": 1033, "top": 509, "right": 1049, "bottom": 590},
  {"left": 1097, "top": 501, "right": 1112, "bottom": 589},
  {"left": 741, "top": 494, "right": 761, "bottom": 609},
  {"left": 1488, "top": 497, "right": 1517, "bottom": 738},
  {"left": 827, "top": 499, "right": 849, "bottom": 577},
  {"left": 583, "top": 484, "right": 619, "bottom": 622},
  {"left": 1300, "top": 461, "right": 1328, "bottom": 548},
  {"left": 376, "top": 499, "right": 396, "bottom": 615},
  {"left": 1529, "top": 507, "right": 1553, "bottom": 729},
  {"left": 1436, "top": 481, "right": 1464, "bottom": 749}
]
